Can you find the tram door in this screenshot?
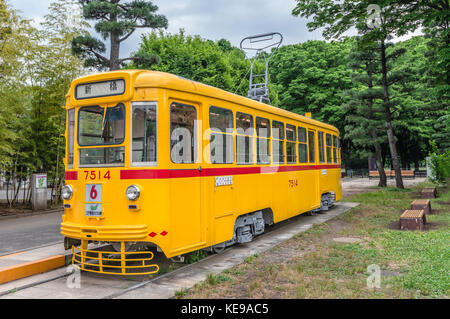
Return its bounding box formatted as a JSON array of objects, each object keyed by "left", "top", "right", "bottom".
[
  {"left": 308, "top": 129, "right": 320, "bottom": 208},
  {"left": 168, "top": 100, "right": 203, "bottom": 252}
]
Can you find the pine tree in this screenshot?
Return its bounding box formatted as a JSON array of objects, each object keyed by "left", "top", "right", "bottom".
[
  {"left": 343, "top": 37, "right": 387, "bottom": 186},
  {"left": 72, "top": 0, "right": 168, "bottom": 70}
]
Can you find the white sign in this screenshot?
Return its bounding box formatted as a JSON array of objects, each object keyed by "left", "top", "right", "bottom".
[
  {"left": 85, "top": 203, "right": 102, "bottom": 217},
  {"left": 76, "top": 79, "right": 125, "bottom": 100},
  {"left": 85, "top": 184, "right": 102, "bottom": 202},
  {"left": 35, "top": 174, "right": 47, "bottom": 189},
  {"left": 215, "top": 176, "right": 233, "bottom": 187},
  {"left": 322, "top": 169, "right": 327, "bottom": 175}
]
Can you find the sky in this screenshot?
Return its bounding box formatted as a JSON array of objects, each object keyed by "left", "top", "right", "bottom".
[{"left": 9, "top": 0, "right": 325, "bottom": 58}]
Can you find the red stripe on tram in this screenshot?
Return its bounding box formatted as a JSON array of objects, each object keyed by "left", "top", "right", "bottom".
[
  {"left": 65, "top": 171, "right": 78, "bottom": 180},
  {"left": 120, "top": 165, "right": 341, "bottom": 180}
]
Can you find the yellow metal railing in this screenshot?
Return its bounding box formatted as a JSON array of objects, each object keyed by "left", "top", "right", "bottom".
[{"left": 72, "top": 241, "right": 159, "bottom": 275}]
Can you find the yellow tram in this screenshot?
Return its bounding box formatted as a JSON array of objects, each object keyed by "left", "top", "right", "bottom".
[{"left": 61, "top": 70, "right": 342, "bottom": 274}]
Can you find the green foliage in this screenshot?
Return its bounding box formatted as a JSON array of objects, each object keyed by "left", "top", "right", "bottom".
[
  {"left": 72, "top": 0, "right": 168, "bottom": 70},
  {"left": 206, "top": 273, "right": 232, "bottom": 286},
  {"left": 0, "top": 0, "right": 86, "bottom": 206},
  {"left": 184, "top": 250, "right": 208, "bottom": 264},
  {"left": 429, "top": 143, "right": 450, "bottom": 185}
]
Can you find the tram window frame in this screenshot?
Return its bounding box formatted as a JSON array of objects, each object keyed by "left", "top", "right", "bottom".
[
  {"left": 272, "top": 120, "right": 285, "bottom": 164},
  {"left": 67, "top": 108, "right": 75, "bottom": 169},
  {"left": 256, "top": 117, "right": 270, "bottom": 164},
  {"left": 298, "top": 126, "right": 308, "bottom": 164},
  {"left": 209, "top": 106, "right": 234, "bottom": 165},
  {"left": 209, "top": 106, "right": 233, "bottom": 133},
  {"left": 308, "top": 130, "right": 316, "bottom": 163},
  {"left": 333, "top": 135, "right": 338, "bottom": 164},
  {"left": 236, "top": 112, "right": 254, "bottom": 165},
  {"left": 318, "top": 131, "right": 325, "bottom": 163},
  {"left": 326, "top": 133, "right": 332, "bottom": 164},
  {"left": 286, "top": 124, "right": 297, "bottom": 164},
  {"left": 170, "top": 102, "right": 198, "bottom": 164},
  {"left": 77, "top": 104, "right": 126, "bottom": 147},
  {"left": 131, "top": 102, "right": 158, "bottom": 167}
]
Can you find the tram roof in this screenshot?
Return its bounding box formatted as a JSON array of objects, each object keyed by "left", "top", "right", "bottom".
[{"left": 70, "top": 70, "right": 339, "bottom": 133}]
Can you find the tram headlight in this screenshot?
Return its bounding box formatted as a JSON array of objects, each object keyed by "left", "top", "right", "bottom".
[
  {"left": 126, "top": 185, "right": 140, "bottom": 201},
  {"left": 61, "top": 185, "right": 73, "bottom": 200}
]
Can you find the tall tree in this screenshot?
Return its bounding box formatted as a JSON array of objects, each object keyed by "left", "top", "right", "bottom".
[
  {"left": 292, "top": 0, "right": 409, "bottom": 188},
  {"left": 72, "top": 0, "right": 168, "bottom": 70},
  {"left": 343, "top": 37, "right": 387, "bottom": 186}
]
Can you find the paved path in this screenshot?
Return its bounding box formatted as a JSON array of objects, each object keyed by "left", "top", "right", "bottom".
[
  {"left": 0, "top": 212, "right": 63, "bottom": 256},
  {"left": 342, "top": 177, "right": 426, "bottom": 197}
]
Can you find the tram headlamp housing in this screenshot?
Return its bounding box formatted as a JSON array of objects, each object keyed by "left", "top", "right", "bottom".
[
  {"left": 61, "top": 185, "right": 73, "bottom": 200},
  {"left": 126, "top": 185, "right": 140, "bottom": 201}
]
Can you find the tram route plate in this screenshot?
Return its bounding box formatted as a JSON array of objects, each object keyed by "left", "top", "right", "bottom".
[
  {"left": 215, "top": 176, "right": 233, "bottom": 187},
  {"left": 85, "top": 203, "right": 103, "bottom": 217}
]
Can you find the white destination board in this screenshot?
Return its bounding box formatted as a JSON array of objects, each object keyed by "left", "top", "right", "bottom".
[
  {"left": 215, "top": 176, "right": 233, "bottom": 187},
  {"left": 76, "top": 79, "right": 125, "bottom": 100}
]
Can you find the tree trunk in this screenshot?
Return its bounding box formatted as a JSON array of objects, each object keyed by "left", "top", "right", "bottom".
[
  {"left": 380, "top": 38, "right": 404, "bottom": 189},
  {"left": 110, "top": 34, "right": 120, "bottom": 70},
  {"left": 371, "top": 129, "right": 387, "bottom": 187},
  {"left": 109, "top": 5, "right": 120, "bottom": 71}
]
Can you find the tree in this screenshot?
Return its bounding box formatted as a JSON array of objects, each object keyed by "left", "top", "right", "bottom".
[
  {"left": 292, "top": 0, "right": 409, "bottom": 188},
  {"left": 72, "top": 0, "right": 168, "bottom": 70},
  {"left": 343, "top": 37, "right": 388, "bottom": 186}
]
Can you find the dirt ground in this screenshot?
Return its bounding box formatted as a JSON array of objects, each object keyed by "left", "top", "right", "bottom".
[{"left": 341, "top": 177, "right": 426, "bottom": 197}]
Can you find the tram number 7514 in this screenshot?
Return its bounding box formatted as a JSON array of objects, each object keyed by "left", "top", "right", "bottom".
[{"left": 84, "top": 170, "right": 111, "bottom": 181}]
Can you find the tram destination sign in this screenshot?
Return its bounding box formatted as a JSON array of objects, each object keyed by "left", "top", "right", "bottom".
[{"left": 75, "top": 79, "right": 125, "bottom": 100}]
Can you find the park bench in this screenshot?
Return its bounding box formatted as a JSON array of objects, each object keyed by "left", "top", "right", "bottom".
[
  {"left": 369, "top": 170, "right": 392, "bottom": 179},
  {"left": 411, "top": 199, "right": 431, "bottom": 214},
  {"left": 421, "top": 187, "right": 437, "bottom": 198},
  {"left": 400, "top": 210, "right": 426, "bottom": 230},
  {"left": 401, "top": 170, "right": 415, "bottom": 179}
]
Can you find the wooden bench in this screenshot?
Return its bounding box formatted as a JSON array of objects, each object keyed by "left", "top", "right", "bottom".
[
  {"left": 421, "top": 187, "right": 437, "bottom": 198},
  {"left": 400, "top": 210, "right": 426, "bottom": 230},
  {"left": 411, "top": 199, "right": 431, "bottom": 214},
  {"left": 401, "top": 170, "right": 415, "bottom": 179},
  {"left": 369, "top": 170, "right": 392, "bottom": 179}
]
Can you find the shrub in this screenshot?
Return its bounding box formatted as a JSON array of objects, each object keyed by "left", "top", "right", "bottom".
[{"left": 429, "top": 149, "right": 450, "bottom": 185}]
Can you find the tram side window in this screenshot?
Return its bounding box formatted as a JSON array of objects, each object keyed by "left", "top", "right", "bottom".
[
  {"left": 333, "top": 135, "right": 338, "bottom": 164},
  {"left": 209, "top": 106, "right": 234, "bottom": 164},
  {"left": 318, "top": 131, "right": 325, "bottom": 163},
  {"left": 210, "top": 106, "right": 233, "bottom": 133},
  {"left": 272, "top": 120, "right": 285, "bottom": 164},
  {"left": 256, "top": 117, "right": 270, "bottom": 164},
  {"left": 298, "top": 127, "right": 308, "bottom": 163},
  {"left": 308, "top": 131, "right": 315, "bottom": 163},
  {"left": 67, "top": 109, "right": 75, "bottom": 168},
  {"left": 286, "top": 124, "right": 297, "bottom": 163},
  {"left": 326, "top": 133, "right": 332, "bottom": 164},
  {"left": 170, "top": 102, "right": 197, "bottom": 164},
  {"left": 236, "top": 112, "right": 254, "bottom": 164},
  {"left": 132, "top": 103, "right": 157, "bottom": 164}
]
